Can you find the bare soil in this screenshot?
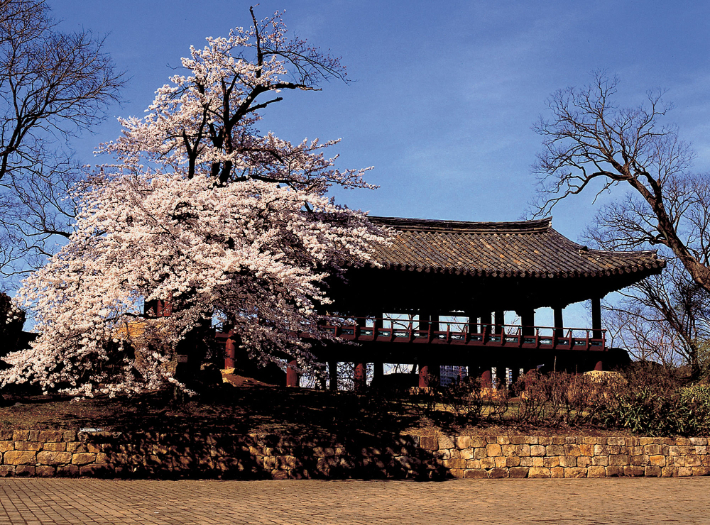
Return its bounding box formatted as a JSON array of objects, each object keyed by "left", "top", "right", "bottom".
[{"left": 0, "top": 384, "right": 632, "bottom": 439}]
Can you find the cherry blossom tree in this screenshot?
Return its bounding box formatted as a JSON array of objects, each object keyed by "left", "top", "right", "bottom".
[{"left": 0, "top": 9, "right": 388, "bottom": 397}]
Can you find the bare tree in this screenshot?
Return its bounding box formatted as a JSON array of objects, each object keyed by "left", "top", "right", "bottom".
[
  {"left": 535, "top": 72, "right": 710, "bottom": 377},
  {"left": 0, "top": 0, "right": 123, "bottom": 278},
  {"left": 534, "top": 73, "right": 710, "bottom": 291}
]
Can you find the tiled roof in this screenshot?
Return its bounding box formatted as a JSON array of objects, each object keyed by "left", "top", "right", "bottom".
[{"left": 366, "top": 216, "right": 665, "bottom": 278}]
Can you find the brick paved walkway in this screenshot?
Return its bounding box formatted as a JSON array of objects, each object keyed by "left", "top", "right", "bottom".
[{"left": 0, "top": 477, "right": 708, "bottom": 524}]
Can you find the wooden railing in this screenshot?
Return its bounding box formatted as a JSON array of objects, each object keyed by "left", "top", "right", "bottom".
[{"left": 319, "top": 318, "right": 607, "bottom": 352}]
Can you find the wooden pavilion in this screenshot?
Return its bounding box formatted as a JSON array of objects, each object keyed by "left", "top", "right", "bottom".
[{"left": 298, "top": 216, "right": 665, "bottom": 390}]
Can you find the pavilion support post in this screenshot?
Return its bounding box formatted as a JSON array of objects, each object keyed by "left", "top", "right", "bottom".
[
  {"left": 224, "top": 331, "right": 236, "bottom": 370},
  {"left": 594, "top": 360, "right": 603, "bottom": 372},
  {"left": 479, "top": 367, "right": 492, "bottom": 389},
  {"left": 494, "top": 310, "right": 504, "bottom": 335},
  {"left": 328, "top": 360, "right": 338, "bottom": 391},
  {"left": 354, "top": 362, "right": 367, "bottom": 391},
  {"left": 554, "top": 306, "right": 564, "bottom": 339},
  {"left": 592, "top": 297, "right": 602, "bottom": 340},
  {"left": 286, "top": 359, "right": 300, "bottom": 388},
  {"left": 373, "top": 361, "right": 384, "bottom": 387}
]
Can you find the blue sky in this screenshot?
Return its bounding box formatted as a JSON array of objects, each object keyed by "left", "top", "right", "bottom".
[{"left": 49, "top": 1, "right": 710, "bottom": 327}]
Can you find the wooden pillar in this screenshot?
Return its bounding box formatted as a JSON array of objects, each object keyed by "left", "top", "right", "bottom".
[
  {"left": 592, "top": 297, "right": 602, "bottom": 340},
  {"left": 224, "top": 331, "right": 236, "bottom": 369},
  {"left": 554, "top": 306, "right": 564, "bottom": 339},
  {"left": 328, "top": 360, "right": 338, "bottom": 391},
  {"left": 354, "top": 362, "right": 367, "bottom": 391},
  {"left": 372, "top": 361, "right": 384, "bottom": 386},
  {"left": 286, "top": 359, "right": 300, "bottom": 388},
  {"left": 480, "top": 367, "right": 492, "bottom": 388},
  {"left": 594, "top": 360, "right": 603, "bottom": 372},
  {"left": 494, "top": 310, "right": 504, "bottom": 335}
]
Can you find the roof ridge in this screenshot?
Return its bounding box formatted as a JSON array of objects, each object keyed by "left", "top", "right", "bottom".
[{"left": 370, "top": 215, "right": 552, "bottom": 233}]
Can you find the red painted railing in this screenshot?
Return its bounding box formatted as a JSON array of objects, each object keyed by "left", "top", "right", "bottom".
[{"left": 319, "top": 318, "right": 607, "bottom": 352}]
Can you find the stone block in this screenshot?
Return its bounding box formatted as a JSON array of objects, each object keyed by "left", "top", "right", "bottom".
[
  {"left": 587, "top": 466, "right": 606, "bottom": 478},
  {"left": 623, "top": 466, "right": 645, "bottom": 477},
  {"left": 675, "top": 437, "right": 691, "bottom": 446},
  {"left": 686, "top": 456, "right": 702, "bottom": 467},
  {"left": 593, "top": 445, "right": 608, "bottom": 456},
  {"left": 438, "top": 435, "right": 455, "bottom": 450},
  {"left": 37, "top": 451, "right": 73, "bottom": 465},
  {"left": 608, "top": 454, "right": 629, "bottom": 466},
  {"left": 644, "top": 444, "right": 662, "bottom": 455},
  {"left": 505, "top": 457, "right": 521, "bottom": 467},
  {"left": 466, "top": 459, "right": 482, "bottom": 469},
  {"left": 518, "top": 444, "right": 531, "bottom": 457},
  {"left": 695, "top": 446, "right": 708, "bottom": 455},
  {"left": 509, "top": 436, "right": 536, "bottom": 445},
  {"left": 577, "top": 456, "right": 591, "bottom": 468},
  {"left": 630, "top": 455, "right": 648, "bottom": 466},
  {"left": 489, "top": 468, "right": 508, "bottom": 478},
  {"left": 4, "top": 451, "right": 36, "bottom": 465},
  {"left": 543, "top": 457, "right": 560, "bottom": 468},
  {"left": 14, "top": 441, "right": 41, "bottom": 451},
  {"left": 62, "top": 431, "right": 77, "bottom": 442},
  {"left": 36, "top": 466, "right": 56, "bottom": 477},
  {"left": 639, "top": 437, "right": 655, "bottom": 446},
  {"left": 464, "top": 469, "right": 488, "bottom": 479},
  {"left": 607, "top": 437, "right": 626, "bottom": 446},
  {"left": 528, "top": 467, "right": 551, "bottom": 478},
  {"left": 42, "top": 442, "right": 66, "bottom": 452},
  {"left": 79, "top": 464, "right": 112, "bottom": 477},
  {"left": 419, "top": 436, "right": 438, "bottom": 451},
  {"left": 14, "top": 465, "right": 35, "bottom": 476},
  {"left": 550, "top": 467, "right": 564, "bottom": 478},
  {"left": 519, "top": 457, "right": 534, "bottom": 467},
  {"left": 473, "top": 448, "right": 487, "bottom": 460},
  {"left": 455, "top": 436, "right": 471, "bottom": 449},
  {"left": 546, "top": 445, "right": 564, "bottom": 456},
  {"left": 579, "top": 444, "right": 594, "bottom": 456},
  {"left": 486, "top": 436, "right": 498, "bottom": 443},
  {"left": 480, "top": 457, "right": 495, "bottom": 469},
  {"left": 38, "top": 430, "right": 64, "bottom": 443},
  {"left": 27, "top": 430, "right": 39, "bottom": 441},
  {"left": 649, "top": 455, "right": 665, "bottom": 467},
  {"left": 509, "top": 467, "right": 529, "bottom": 478},
  {"left": 501, "top": 444, "right": 519, "bottom": 457},
  {"left": 689, "top": 437, "right": 708, "bottom": 446},
  {"left": 677, "top": 467, "right": 693, "bottom": 477},
  {"left": 538, "top": 437, "right": 553, "bottom": 445},
  {"left": 0, "top": 441, "right": 13, "bottom": 453},
  {"left": 442, "top": 458, "right": 467, "bottom": 469},
  {"left": 0, "top": 466, "right": 14, "bottom": 477},
  {"left": 564, "top": 467, "right": 587, "bottom": 478},
  {"left": 494, "top": 457, "right": 507, "bottom": 469},
  {"left": 67, "top": 442, "right": 86, "bottom": 453},
  {"left": 12, "top": 430, "right": 28, "bottom": 442},
  {"left": 496, "top": 436, "right": 510, "bottom": 445},
  {"left": 460, "top": 448, "right": 474, "bottom": 460},
  {"left": 559, "top": 456, "right": 576, "bottom": 468},
  {"left": 671, "top": 456, "right": 686, "bottom": 467},
  {"left": 470, "top": 437, "right": 488, "bottom": 448},
  {"left": 530, "top": 445, "right": 545, "bottom": 457},
  {"left": 564, "top": 444, "right": 581, "bottom": 457},
  {"left": 531, "top": 457, "right": 544, "bottom": 467},
  {"left": 661, "top": 467, "right": 678, "bottom": 477},
  {"left": 486, "top": 444, "right": 502, "bottom": 457},
  {"left": 0, "top": 430, "right": 12, "bottom": 440},
  {"left": 645, "top": 465, "right": 662, "bottom": 477},
  {"left": 605, "top": 466, "right": 622, "bottom": 477},
  {"left": 72, "top": 453, "right": 96, "bottom": 465},
  {"left": 565, "top": 437, "right": 578, "bottom": 444},
  {"left": 691, "top": 467, "right": 710, "bottom": 476},
  {"left": 449, "top": 468, "right": 466, "bottom": 478}
]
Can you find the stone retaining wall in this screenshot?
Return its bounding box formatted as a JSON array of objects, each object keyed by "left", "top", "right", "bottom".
[{"left": 1, "top": 429, "right": 709, "bottom": 479}]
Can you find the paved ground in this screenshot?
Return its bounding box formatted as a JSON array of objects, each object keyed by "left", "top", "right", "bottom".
[{"left": 0, "top": 477, "right": 708, "bottom": 524}]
